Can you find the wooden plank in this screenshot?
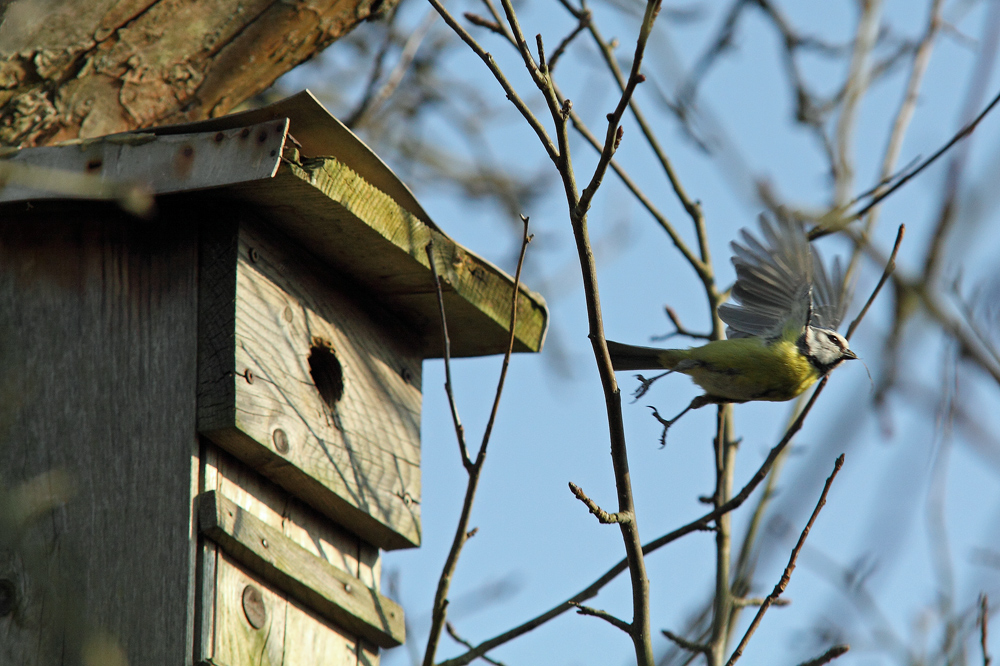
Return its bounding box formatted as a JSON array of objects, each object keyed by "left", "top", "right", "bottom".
[
  {"left": 283, "top": 596, "right": 358, "bottom": 666},
  {"left": 230, "top": 153, "right": 549, "bottom": 357},
  {"left": 0, "top": 204, "right": 200, "bottom": 665},
  {"left": 0, "top": 119, "right": 287, "bottom": 203},
  {"left": 203, "top": 443, "right": 377, "bottom": 588},
  {"left": 211, "top": 553, "right": 287, "bottom": 666},
  {"left": 206, "top": 553, "right": 366, "bottom": 666},
  {"left": 199, "top": 490, "right": 405, "bottom": 648},
  {"left": 2, "top": 91, "right": 549, "bottom": 358},
  {"left": 198, "top": 216, "right": 423, "bottom": 550}
]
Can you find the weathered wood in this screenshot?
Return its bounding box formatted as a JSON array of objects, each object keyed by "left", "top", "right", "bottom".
[
  {"left": 199, "top": 216, "right": 423, "bottom": 550},
  {"left": 0, "top": 0, "right": 395, "bottom": 147},
  {"left": 0, "top": 205, "right": 200, "bottom": 665},
  {"left": 0, "top": 118, "right": 287, "bottom": 204},
  {"left": 232, "top": 151, "right": 550, "bottom": 358},
  {"left": 203, "top": 444, "right": 376, "bottom": 583},
  {"left": 1, "top": 92, "right": 550, "bottom": 357},
  {"left": 210, "top": 553, "right": 288, "bottom": 666},
  {"left": 200, "top": 490, "right": 403, "bottom": 648}
]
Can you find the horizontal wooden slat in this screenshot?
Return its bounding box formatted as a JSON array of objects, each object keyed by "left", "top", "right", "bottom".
[{"left": 198, "top": 491, "right": 405, "bottom": 648}]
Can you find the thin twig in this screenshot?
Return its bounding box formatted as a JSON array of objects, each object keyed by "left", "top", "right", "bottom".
[
  {"left": 571, "top": 603, "right": 633, "bottom": 633},
  {"left": 426, "top": 0, "right": 559, "bottom": 163},
  {"left": 981, "top": 594, "right": 992, "bottom": 666},
  {"left": 347, "top": 9, "right": 438, "bottom": 128},
  {"left": 732, "top": 597, "right": 790, "bottom": 608},
  {"left": 795, "top": 644, "right": 851, "bottom": 666},
  {"left": 569, "top": 482, "right": 632, "bottom": 524},
  {"left": 650, "top": 305, "right": 713, "bottom": 341},
  {"left": 421, "top": 219, "right": 532, "bottom": 666},
  {"left": 725, "top": 455, "right": 846, "bottom": 666},
  {"left": 845, "top": 223, "right": 904, "bottom": 340},
  {"left": 426, "top": 241, "right": 471, "bottom": 469},
  {"left": 833, "top": 0, "right": 883, "bottom": 207},
  {"left": 810, "top": 85, "right": 1000, "bottom": 237},
  {"left": 548, "top": 10, "right": 591, "bottom": 72},
  {"left": 662, "top": 629, "right": 711, "bottom": 654},
  {"left": 446, "top": 622, "right": 507, "bottom": 666},
  {"left": 436, "top": 377, "right": 827, "bottom": 666}
]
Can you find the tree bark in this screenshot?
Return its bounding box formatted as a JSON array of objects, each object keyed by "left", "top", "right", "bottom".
[{"left": 0, "top": 0, "right": 393, "bottom": 147}]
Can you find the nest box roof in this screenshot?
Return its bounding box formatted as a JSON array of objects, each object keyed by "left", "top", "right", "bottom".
[{"left": 0, "top": 90, "right": 548, "bottom": 358}]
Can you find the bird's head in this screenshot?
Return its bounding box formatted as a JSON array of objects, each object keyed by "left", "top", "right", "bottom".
[{"left": 799, "top": 326, "right": 857, "bottom": 375}]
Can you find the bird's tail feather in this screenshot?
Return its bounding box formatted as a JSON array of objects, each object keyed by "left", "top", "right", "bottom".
[{"left": 606, "top": 340, "right": 679, "bottom": 371}]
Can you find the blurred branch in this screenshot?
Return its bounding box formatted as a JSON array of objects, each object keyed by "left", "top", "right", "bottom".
[
  {"left": 981, "top": 594, "right": 992, "bottom": 666},
  {"left": 725, "top": 454, "right": 846, "bottom": 666},
  {"left": 833, "top": 0, "right": 883, "bottom": 206},
  {"left": 445, "top": 622, "right": 506, "bottom": 666},
  {"left": 345, "top": 9, "right": 439, "bottom": 128},
  {"left": 795, "top": 644, "right": 850, "bottom": 666},
  {"left": 662, "top": 628, "right": 710, "bottom": 655}
]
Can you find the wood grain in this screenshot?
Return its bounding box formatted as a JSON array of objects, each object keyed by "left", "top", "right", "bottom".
[
  {"left": 200, "top": 490, "right": 404, "bottom": 648},
  {"left": 229, "top": 152, "right": 550, "bottom": 358},
  {"left": 198, "top": 216, "right": 423, "bottom": 550},
  {"left": 0, "top": 204, "right": 199, "bottom": 665}
]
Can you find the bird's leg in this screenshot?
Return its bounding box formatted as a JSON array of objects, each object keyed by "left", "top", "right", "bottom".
[
  {"left": 648, "top": 394, "right": 729, "bottom": 447},
  {"left": 631, "top": 370, "right": 672, "bottom": 401}
]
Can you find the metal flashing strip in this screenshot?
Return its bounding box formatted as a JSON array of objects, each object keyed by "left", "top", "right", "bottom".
[{"left": 0, "top": 119, "right": 288, "bottom": 203}]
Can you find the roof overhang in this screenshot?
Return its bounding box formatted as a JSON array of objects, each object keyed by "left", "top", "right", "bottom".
[{"left": 0, "top": 91, "right": 548, "bottom": 358}]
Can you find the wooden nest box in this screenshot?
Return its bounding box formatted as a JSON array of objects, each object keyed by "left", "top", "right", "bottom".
[{"left": 0, "top": 91, "right": 547, "bottom": 665}]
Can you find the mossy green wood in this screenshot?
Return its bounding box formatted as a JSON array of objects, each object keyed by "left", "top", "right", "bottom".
[
  {"left": 199, "top": 491, "right": 405, "bottom": 648},
  {"left": 229, "top": 150, "right": 548, "bottom": 359}
]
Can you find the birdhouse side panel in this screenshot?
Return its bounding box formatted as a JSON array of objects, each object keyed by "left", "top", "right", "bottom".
[
  {"left": 0, "top": 209, "right": 200, "bottom": 666},
  {"left": 197, "top": 215, "right": 422, "bottom": 550}
]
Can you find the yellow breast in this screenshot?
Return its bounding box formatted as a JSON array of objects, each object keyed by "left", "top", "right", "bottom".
[{"left": 670, "top": 337, "right": 821, "bottom": 403}]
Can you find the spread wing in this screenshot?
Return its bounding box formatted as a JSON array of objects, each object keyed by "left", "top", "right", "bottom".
[
  {"left": 719, "top": 214, "right": 848, "bottom": 340},
  {"left": 808, "top": 248, "right": 849, "bottom": 332}
]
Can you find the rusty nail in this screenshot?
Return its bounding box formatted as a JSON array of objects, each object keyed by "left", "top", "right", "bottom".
[
  {"left": 0, "top": 579, "right": 15, "bottom": 617},
  {"left": 244, "top": 368, "right": 254, "bottom": 384},
  {"left": 86, "top": 159, "right": 103, "bottom": 171},
  {"left": 181, "top": 145, "right": 194, "bottom": 158},
  {"left": 214, "top": 132, "right": 225, "bottom": 142},
  {"left": 248, "top": 247, "right": 259, "bottom": 262},
  {"left": 240, "top": 128, "right": 251, "bottom": 139},
  {"left": 242, "top": 585, "right": 267, "bottom": 629},
  {"left": 258, "top": 130, "right": 268, "bottom": 143},
  {"left": 273, "top": 428, "right": 289, "bottom": 454},
  {"left": 283, "top": 306, "right": 293, "bottom": 323}
]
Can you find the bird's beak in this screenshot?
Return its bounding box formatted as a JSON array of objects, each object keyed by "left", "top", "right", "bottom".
[{"left": 842, "top": 349, "right": 858, "bottom": 360}]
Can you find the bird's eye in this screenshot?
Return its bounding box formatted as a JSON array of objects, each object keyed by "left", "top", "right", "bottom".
[{"left": 825, "top": 332, "right": 843, "bottom": 349}]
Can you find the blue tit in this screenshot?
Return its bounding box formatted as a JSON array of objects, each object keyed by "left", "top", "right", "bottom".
[{"left": 607, "top": 214, "right": 856, "bottom": 415}]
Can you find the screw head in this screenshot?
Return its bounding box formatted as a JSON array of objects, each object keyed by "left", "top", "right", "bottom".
[{"left": 248, "top": 247, "right": 259, "bottom": 262}]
